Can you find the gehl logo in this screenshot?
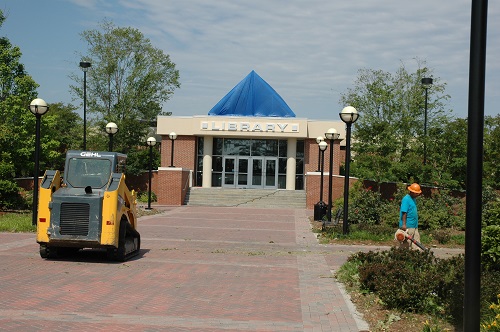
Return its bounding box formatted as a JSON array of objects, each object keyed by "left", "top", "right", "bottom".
[{"left": 80, "top": 152, "right": 102, "bottom": 157}]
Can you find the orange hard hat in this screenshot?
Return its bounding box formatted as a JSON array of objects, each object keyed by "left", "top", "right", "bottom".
[{"left": 408, "top": 183, "right": 422, "bottom": 194}]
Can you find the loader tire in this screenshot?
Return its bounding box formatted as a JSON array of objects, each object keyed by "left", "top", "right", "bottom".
[{"left": 40, "top": 244, "right": 58, "bottom": 259}]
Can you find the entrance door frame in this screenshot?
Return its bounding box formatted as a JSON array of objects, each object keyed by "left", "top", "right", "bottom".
[{"left": 222, "top": 156, "right": 278, "bottom": 189}]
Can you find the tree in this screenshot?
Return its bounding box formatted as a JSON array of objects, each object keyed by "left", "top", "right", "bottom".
[
  {"left": 484, "top": 115, "right": 500, "bottom": 189},
  {"left": 41, "top": 103, "right": 83, "bottom": 171},
  {"left": 339, "top": 60, "right": 453, "bottom": 186},
  {"left": 70, "top": 20, "right": 180, "bottom": 153},
  {"left": 0, "top": 10, "right": 38, "bottom": 209}
]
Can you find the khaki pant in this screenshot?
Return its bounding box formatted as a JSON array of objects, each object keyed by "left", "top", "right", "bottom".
[{"left": 399, "top": 228, "right": 422, "bottom": 250}]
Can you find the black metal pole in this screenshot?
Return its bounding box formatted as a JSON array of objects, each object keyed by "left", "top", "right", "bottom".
[
  {"left": 108, "top": 133, "right": 113, "bottom": 152},
  {"left": 32, "top": 114, "right": 41, "bottom": 226},
  {"left": 83, "top": 70, "right": 87, "bottom": 150},
  {"left": 170, "top": 139, "right": 175, "bottom": 167},
  {"left": 147, "top": 145, "right": 153, "bottom": 210},
  {"left": 327, "top": 138, "right": 334, "bottom": 222},
  {"left": 319, "top": 149, "right": 325, "bottom": 202},
  {"left": 317, "top": 145, "right": 321, "bottom": 172},
  {"left": 464, "top": 0, "right": 488, "bottom": 330},
  {"left": 423, "top": 87, "right": 428, "bottom": 166},
  {"left": 342, "top": 123, "right": 352, "bottom": 235}
]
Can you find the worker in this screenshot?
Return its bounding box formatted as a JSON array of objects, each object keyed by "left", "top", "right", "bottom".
[{"left": 399, "top": 183, "right": 422, "bottom": 250}]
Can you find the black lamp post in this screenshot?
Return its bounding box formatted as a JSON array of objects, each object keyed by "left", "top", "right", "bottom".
[
  {"left": 29, "top": 98, "right": 49, "bottom": 226},
  {"left": 105, "top": 122, "right": 118, "bottom": 152},
  {"left": 421, "top": 77, "right": 433, "bottom": 166},
  {"left": 169, "top": 132, "right": 177, "bottom": 167},
  {"left": 318, "top": 141, "right": 327, "bottom": 203},
  {"left": 340, "top": 106, "right": 359, "bottom": 235},
  {"left": 80, "top": 61, "right": 91, "bottom": 150},
  {"left": 313, "top": 140, "right": 328, "bottom": 221},
  {"left": 316, "top": 136, "right": 325, "bottom": 171},
  {"left": 325, "top": 128, "right": 340, "bottom": 223},
  {"left": 146, "top": 136, "right": 157, "bottom": 210}
]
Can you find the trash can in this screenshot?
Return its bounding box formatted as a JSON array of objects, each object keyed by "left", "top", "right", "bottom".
[{"left": 314, "top": 201, "right": 327, "bottom": 221}]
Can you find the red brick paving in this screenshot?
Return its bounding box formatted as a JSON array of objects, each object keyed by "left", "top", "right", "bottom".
[{"left": 0, "top": 206, "right": 372, "bottom": 331}]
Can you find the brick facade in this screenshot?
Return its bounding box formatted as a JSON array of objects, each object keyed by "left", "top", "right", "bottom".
[{"left": 161, "top": 136, "right": 197, "bottom": 169}]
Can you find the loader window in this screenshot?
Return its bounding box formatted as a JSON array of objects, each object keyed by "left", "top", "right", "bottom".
[{"left": 66, "top": 158, "right": 112, "bottom": 188}]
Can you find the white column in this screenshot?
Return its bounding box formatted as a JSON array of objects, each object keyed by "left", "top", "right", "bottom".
[
  {"left": 202, "top": 136, "right": 213, "bottom": 188},
  {"left": 286, "top": 138, "right": 297, "bottom": 190}
]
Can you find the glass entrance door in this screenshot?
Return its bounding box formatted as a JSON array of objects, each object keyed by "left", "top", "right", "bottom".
[
  {"left": 264, "top": 158, "right": 278, "bottom": 188},
  {"left": 237, "top": 157, "right": 249, "bottom": 187},
  {"left": 223, "top": 156, "right": 277, "bottom": 188},
  {"left": 251, "top": 158, "right": 263, "bottom": 187},
  {"left": 223, "top": 156, "right": 250, "bottom": 187},
  {"left": 223, "top": 157, "right": 236, "bottom": 187}
]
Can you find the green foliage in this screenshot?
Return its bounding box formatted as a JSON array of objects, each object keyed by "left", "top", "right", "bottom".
[
  {"left": 0, "top": 213, "right": 35, "bottom": 232},
  {"left": 137, "top": 191, "right": 157, "bottom": 203},
  {"left": 341, "top": 182, "right": 465, "bottom": 231},
  {"left": 482, "top": 225, "right": 500, "bottom": 271},
  {"left": 70, "top": 19, "right": 180, "bottom": 154},
  {"left": 355, "top": 248, "right": 444, "bottom": 314},
  {"left": 335, "top": 259, "right": 361, "bottom": 288},
  {"left": 483, "top": 187, "right": 500, "bottom": 227},
  {"left": 343, "top": 249, "right": 500, "bottom": 328},
  {"left": 482, "top": 272, "right": 500, "bottom": 329},
  {"left": 341, "top": 60, "right": 453, "bottom": 186},
  {"left": 418, "top": 190, "right": 465, "bottom": 230},
  {"left": 348, "top": 182, "right": 386, "bottom": 225},
  {"left": 126, "top": 146, "right": 160, "bottom": 176},
  {"left": 481, "top": 294, "right": 500, "bottom": 331}
]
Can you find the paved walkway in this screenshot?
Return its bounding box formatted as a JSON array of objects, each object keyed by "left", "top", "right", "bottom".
[{"left": 1, "top": 206, "right": 461, "bottom": 331}]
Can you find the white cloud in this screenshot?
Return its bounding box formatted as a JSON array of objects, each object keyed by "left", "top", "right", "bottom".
[{"left": 5, "top": 0, "right": 498, "bottom": 118}]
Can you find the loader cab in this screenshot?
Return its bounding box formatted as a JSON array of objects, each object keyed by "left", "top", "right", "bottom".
[{"left": 64, "top": 150, "right": 127, "bottom": 189}]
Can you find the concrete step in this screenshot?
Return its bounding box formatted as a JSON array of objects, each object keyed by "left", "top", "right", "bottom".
[{"left": 185, "top": 188, "right": 306, "bottom": 208}]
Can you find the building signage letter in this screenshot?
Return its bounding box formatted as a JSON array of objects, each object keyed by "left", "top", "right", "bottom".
[
  {"left": 277, "top": 123, "right": 288, "bottom": 132},
  {"left": 200, "top": 121, "right": 299, "bottom": 133},
  {"left": 240, "top": 122, "right": 250, "bottom": 131},
  {"left": 252, "top": 123, "right": 263, "bottom": 132}
]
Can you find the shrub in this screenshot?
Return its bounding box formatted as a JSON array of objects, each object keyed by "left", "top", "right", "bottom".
[
  {"left": 482, "top": 272, "right": 500, "bottom": 325},
  {"left": 434, "top": 255, "right": 465, "bottom": 326},
  {"left": 0, "top": 179, "right": 21, "bottom": 210},
  {"left": 137, "top": 191, "right": 157, "bottom": 203},
  {"left": 482, "top": 225, "right": 500, "bottom": 271},
  {"left": 357, "top": 248, "right": 443, "bottom": 314},
  {"left": 431, "top": 229, "right": 452, "bottom": 244},
  {"left": 481, "top": 294, "right": 500, "bottom": 331},
  {"left": 345, "top": 248, "right": 500, "bottom": 327},
  {"left": 483, "top": 191, "right": 500, "bottom": 227},
  {"left": 418, "top": 191, "right": 465, "bottom": 230}
]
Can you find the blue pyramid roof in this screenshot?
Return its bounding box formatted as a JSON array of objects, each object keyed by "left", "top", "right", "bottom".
[{"left": 208, "top": 70, "right": 296, "bottom": 117}]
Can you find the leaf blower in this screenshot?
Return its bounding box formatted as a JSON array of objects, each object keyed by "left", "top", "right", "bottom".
[{"left": 394, "top": 229, "right": 426, "bottom": 251}]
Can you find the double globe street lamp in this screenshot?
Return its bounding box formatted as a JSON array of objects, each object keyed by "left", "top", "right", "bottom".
[
  {"left": 315, "top": 136, "right": 325, "bottom": 172},
  {"left": 325, "top": 128, "right": 340, "bottom": 224},
  {"left": 29, "top": 98, "right": 49, "bottom": 226},
  {"left": 313, "top": 140, "right": 328, "bottom": 221},
  {"left": 339, "top": 106, "right": 359, "bottom": 235}
]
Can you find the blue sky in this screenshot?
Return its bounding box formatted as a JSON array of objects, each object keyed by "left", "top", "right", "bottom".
[{"left": 1, "top": 0, "right": 499, "bottom": 120}]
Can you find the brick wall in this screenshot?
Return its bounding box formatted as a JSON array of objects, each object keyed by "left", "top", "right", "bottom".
[
  {"left": 156, "top": 168, "right": 191, "bottom": 205},
  {"left": 304, "top": 138, "right": 342, "bottom": 175},
  {"left": 161, "top": 135, "right": 197, "bottom": 169},
  {"left": 305, "top": 174, "right": 358, "bottom": 209}
]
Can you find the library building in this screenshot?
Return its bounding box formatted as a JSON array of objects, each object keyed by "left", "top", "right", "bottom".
[{"left": 153, "top": 71, "right": 355, "bottom": 209}]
